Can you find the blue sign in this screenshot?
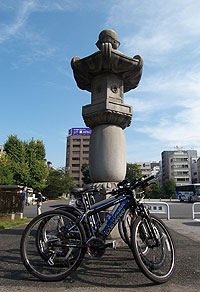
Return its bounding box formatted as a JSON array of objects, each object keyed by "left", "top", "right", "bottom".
[{"left": 68, "top": 128, "right": 91, "bottom": 136}]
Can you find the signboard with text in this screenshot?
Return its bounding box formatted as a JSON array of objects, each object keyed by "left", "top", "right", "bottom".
[{"left": 68, "top": 128, "right": 91, "bottom": 136}]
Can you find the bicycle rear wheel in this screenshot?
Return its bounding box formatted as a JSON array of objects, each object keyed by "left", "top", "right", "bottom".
[
  {"left": 118, "top": 209, "right": 133, "bottom": 246},
  {"left": 131, "top": 215, "right": 175, "bottom": 283},
  {"left": 20, "top": 210, "right": 86, "bottom": 281}
]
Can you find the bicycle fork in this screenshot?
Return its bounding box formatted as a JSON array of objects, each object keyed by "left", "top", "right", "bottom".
[{"left": 140, "top": 208, "right": 161, "bottom": 247}]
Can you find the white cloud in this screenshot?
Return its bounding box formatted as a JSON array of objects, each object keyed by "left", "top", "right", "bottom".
[
  {"left": 106, "top": 0, "right": 200, "bottom": 65},
  {"left": 0, "top": 1, "right": 36, "bottom": 43},
  {"left": 0, "top": 0, "right": 78, "bottom": 44},
  {"left": 123, "top": 60, "right": 200, "bottom": 151},
  {"left": 137, "top": 96, "right": 200, "bottom": 147}
]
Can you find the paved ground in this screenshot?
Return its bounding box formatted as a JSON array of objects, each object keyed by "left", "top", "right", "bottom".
[
  {"left": 0, "top": 218, "right": 200, "bottom": 292},
  {"left": 165, "top": 218, "right": 200, "bottom": 242},
  {"left": 111, "top": 217, "right": 200, "bottom": 243}
]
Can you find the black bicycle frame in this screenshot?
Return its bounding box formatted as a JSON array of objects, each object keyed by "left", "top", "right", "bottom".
[{"left": 79, "top": 194, "right": 133, "bottom": 239}]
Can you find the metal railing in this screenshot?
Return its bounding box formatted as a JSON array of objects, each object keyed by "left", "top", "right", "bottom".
[
  {"left": 144, "top": 202, "right": 170, "bottom": 220},
  {"left": 192, "top": 202, "right": 200, "bottom": 220}
]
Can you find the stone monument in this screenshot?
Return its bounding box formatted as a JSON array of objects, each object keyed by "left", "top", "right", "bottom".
[{"left": 71, "top": 29, "right": 143, "bottom": 189}]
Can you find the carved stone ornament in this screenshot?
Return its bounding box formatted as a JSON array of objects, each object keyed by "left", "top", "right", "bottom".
[{"left": 71, "top": 29, "right": 143, "bottom": 93}]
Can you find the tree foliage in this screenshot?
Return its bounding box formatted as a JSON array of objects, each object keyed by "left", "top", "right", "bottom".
[
  {"left": 3, "top": 135, "right": 49, "bottom": 190},
  {"left": 163, "top": 178, "right": 176, "bottom": 198},
  {"left": 81, "top": 163, "right": 91, "bottom": 184},
  {"left": 0, "top": 153, "right": 14, "bottom": 184},
  {"left": 125, "top": 163, "right": 142, "bottom": 181},
  {"left": 25, "top": 138, "right": 49, "bottom": 189},
  {"left": 4, "top": 135, "right": 29, "bottom": 184},
  {"left": 43, "top": 167, "right": 76, "bottom": 198},
  {"left": 146, "top": 181, "right": 162, "bottom": 199}
]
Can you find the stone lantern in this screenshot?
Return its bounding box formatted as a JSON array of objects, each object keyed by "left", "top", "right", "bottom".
[{"left": 71, "top": 29, "right": 143, "bottom": 189}]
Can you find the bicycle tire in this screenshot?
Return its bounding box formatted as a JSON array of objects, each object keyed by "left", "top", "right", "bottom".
[
  {"left": 20, "top": 210, "right": 86, "bottom": 281},
  {"left": 118, "top": 218, "right": 127, "bottom": 244},
  {"left": 131, "top": 215, "right": 175, "bottom": 283},
  {"left": 118, "top": 209, "right": 133, "bottom": 246}
]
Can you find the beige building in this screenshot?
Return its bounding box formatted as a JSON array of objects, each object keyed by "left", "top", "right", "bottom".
[
  {"left": 66, "top": 128, "right": 91, "bottom": 186},
  {"left": 161, "top": 149, "right": 198, "bottom": 185},
  {"left": 136, "top": 161, "right": 160, "bottom": 176}
]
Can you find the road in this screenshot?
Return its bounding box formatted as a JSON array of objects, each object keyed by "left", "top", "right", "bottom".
[
  {"left": 0, "top": 200, "right": 200, "bottom": 292},
  {"left": 24, "top": 198, "right": 200, "bottom": 220}
]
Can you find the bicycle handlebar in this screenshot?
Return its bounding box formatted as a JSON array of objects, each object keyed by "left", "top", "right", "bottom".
[
  {"left": 112, "top": 174, "right": 156, "bottom": 196},
  {"left": 131, "top": 174, "right": 155, "bottom": 188}
]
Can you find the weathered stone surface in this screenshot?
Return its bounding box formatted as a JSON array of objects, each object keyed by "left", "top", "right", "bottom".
[
  {"left": 71, "top": 47, "right": 143, "bottom": 93},
  {"left": 70, "top": 29, "right": 143, "bottom": 185},
  {"left": 89, "top": 125, "right": 126, "bottom": 182},
  {"left": 82, "top": 72, "right": 132, "bottom": 129}
]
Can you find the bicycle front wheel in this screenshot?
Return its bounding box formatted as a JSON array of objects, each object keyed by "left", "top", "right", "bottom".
[
  {"left": 20, "top": 210, "right": 86, "bottom": 281},
  {"left": 131, "top": 215, "right": 175, "bottom": 284}
]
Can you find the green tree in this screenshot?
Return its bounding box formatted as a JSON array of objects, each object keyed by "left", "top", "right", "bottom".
[
  {"left": 163, "top": 179, "right": 176, "bottom": 199},
  {"left": 3, "top": 135, "right": 49, "bottom": 189},
  {"left": 125, "top": 163, "right": 142, "bottom": 181},
  {"left": 44, "top": 168, "right": 76, "bottom": 198},
  {"left": 26, "top": 138, "right": 49, "bottom": 189},
  {"left": 81, "top": 163, "right": 91, "bottom": 184},
  {"left": 4, "top": 135, "right": 30, "bottom": 185},
  {"left": 0, "top": 153, "right": 14, "bottom": 184},
  {"left": 146, "top": 181, "right": 162, "bottom": 199}
]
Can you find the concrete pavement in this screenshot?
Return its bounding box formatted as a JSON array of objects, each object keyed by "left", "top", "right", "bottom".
[
  {"left": 164, "top": 218, "right": 200, "bottom": 242},
  {"left": 1, "top": 218, "right": 200, "bottom": 291},
  {"left": 110, "top": 217, "right": 200, "bottom": 246}
]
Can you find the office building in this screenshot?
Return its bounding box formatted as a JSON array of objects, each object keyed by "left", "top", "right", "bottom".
[
  {"left": 66, "top": 128, "right": 91, "bottom": 186},
  {"left": 161, "top": 149, "right": 198, "bottom": 185}
]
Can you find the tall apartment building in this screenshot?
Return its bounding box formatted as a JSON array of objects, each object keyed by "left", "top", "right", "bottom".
[
  {"left": 161, "top": 149, "right": 198, "bottom": 185},
  {"left": 66, "top": 128, "right": 91, "bottom": 186}
]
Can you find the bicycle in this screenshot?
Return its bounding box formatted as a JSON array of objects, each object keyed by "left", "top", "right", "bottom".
[{"left": 20, "top": 174, "right": 175, "bottom": 283}]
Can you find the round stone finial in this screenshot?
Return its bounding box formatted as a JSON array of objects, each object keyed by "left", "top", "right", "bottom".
[{"left": 96, "top": 29, "right": 120, "bottom": 50}]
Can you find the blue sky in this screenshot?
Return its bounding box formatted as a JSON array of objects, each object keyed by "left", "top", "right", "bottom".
[{"left": 1, "top": 0, "right": 200, "bottom": 167}]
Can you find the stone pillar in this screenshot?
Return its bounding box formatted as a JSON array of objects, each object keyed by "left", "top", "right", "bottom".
[
  {"left": 71, "top": 29, "right": 143, "bottom": 189},
  {"left": 89, "top": 124, "right": 126, "bottom": 183}
]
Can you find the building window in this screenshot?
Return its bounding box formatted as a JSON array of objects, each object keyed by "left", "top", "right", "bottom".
[
  {"left": 83, "top": 157, "right": 89, "bottom": 161},
  {"left": 73, "top": 151, "right": 80, "bottom": 154},
  {"left": 176, "top": 178, "right": 189, "bottom": 182}
]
